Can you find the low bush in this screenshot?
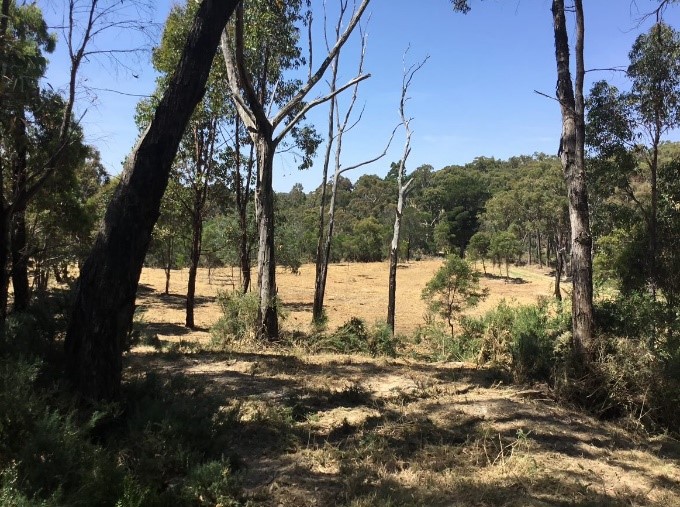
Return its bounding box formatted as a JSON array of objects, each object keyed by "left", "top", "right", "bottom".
[
  {"left": 314, "top": 317, "right": 399, "bottom": 357},
  {"left": 555, "top": 293, "right": 680, "bottom": 433},
  {"left": 0, "top": 307, "right": 248, "bottom": 506},
  {"left": 211, "top": 290, "right": 260, "bottom": 346},
  {"left": 466, "top": 299, "right": 570, "bottom": 382}
]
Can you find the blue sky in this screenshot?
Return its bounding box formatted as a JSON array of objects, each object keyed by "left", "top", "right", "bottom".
[{"left": 40, "top": 0, "right": 680, "bottom": 192}]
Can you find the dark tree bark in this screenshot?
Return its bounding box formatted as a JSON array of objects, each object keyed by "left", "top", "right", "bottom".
[
  {"left": 65, "top": 0, "right": 241, "bottom": 401},
  {"left": 0, "top": 0, "right": 12, "bottom": 320},
  {"left": 10, "top": 110, "right": 30, "bottom": 312},
  {"left": 255, "top": 138, "right": 279, "bottom": 338},
  {"left": 552, "top": 0, "right": 593, "bottom": 356},
  {"left": 186, "top": 208, "right": 203, "bottom": 328},
  {"left": 185, "top": 120, "right": 215, "bottom": 329},
  {"left": 233, "top": 115, "right": 254, "bottom": 293}
]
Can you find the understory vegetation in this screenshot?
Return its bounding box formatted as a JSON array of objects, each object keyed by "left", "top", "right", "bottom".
[{"left": 2, "top": 287, "right": 679, "bottom": 505}]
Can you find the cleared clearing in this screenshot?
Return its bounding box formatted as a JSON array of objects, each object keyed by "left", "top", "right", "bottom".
[{"left": 123, "top": 260, "right": 680, "bottom": 506}]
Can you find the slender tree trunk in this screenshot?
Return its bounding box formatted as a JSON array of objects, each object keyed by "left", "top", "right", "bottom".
[
  {"left": 164, "top": 236, "right": 172, "bottom": 295},
  {"left": 65, "top": 0, "right": 240, "bottom": 401},
  {"left": 387, "top": 185, "right": 407, "bottom": 333},
  {"left": 255, "top": 139, "right": 278, "bottom": 340},
  {"left": 552, "top": 0, "right": 593, "bottom": 356},
  {"left": 234, "top": 116, "right": 253, "bottom": 293},
  {"left": 312, "top": 54, "right": 339, "bottom": 324},
  {"left": 11, "top": 110, "right": 30, "bottom": 312},
  {"left": 528, "top": 233, "right": 532, "bottom": 265},
  {"left": 0, "top": 4, "right": 9, "bottom": 317},
  {"left": 0, "top": 209, "right": 9, "bottom": 321},
  {"left": 537, "top": 231, "right": 543, "bottom": 267},
  {"left": 555, "top": 238, "right": 564, "bottom": 302},
  {"left": 186, "top": 210, "right": 203, "bottom": 328},
  {"left": 649, "top": 133, "right": 660, "bottom": 297}
]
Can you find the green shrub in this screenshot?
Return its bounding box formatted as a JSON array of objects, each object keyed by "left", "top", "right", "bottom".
[
  {"left": 180, "top": 460, "right": 242, "bottom": 507},
  {"left": 211, "top": 290, "right": 260, "bottom": 345},
  {"left": 416, "top": 315, "right": 481, "bottom": 362},
  {"left": 327, "top": 317, "right": 370, "bottom": 354},
  {"left": 472, "top": 299, "right": 570, "bottom": 382},
  {"left": 315, "top": 318, "right": 398, "bottom": 357},
  {"left": 369, "top": 321, "right": 398, "bottom": 357}
]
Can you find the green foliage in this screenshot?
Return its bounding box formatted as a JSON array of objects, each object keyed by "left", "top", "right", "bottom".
[
  {"left": 421, "top": 255, "right": 488, "bottom": 337},
  {"left": 211, "top": 290, "right": 261, "bottom": 345},
  {"left": 468, "top": 300, "right": 571, "bottom": 383},
  {"left": 344, "top": 217, "right": 388, "bottom": 262},
  {"left": 466, "top": 231, "right": 491, "bottom": 272},
  {"left": 489, "top": 231, "right": 522, "bottom": 278},
  {"left": 422, "top": 169, "right": 490, "bottom": 254},
  {"left": 179, "top": 460, "right": 242, "bottom": 507},
  {"left": 315, "top": 318, "right": 398, "bottom": 357}
]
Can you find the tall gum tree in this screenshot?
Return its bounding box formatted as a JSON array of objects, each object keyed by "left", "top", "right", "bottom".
[
  {"left": 221, "top": 0, "right": 370, "bottom": 340},
  {"left": 65, "top": 0, "right": 241, "bottom": 401},
  {"left": 552, "top": 0, "right": 594, "bottom": 358}
]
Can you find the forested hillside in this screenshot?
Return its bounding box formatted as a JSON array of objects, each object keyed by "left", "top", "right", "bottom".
[{"left": 1, "top": 1, "right": 680, "bottom": 505}]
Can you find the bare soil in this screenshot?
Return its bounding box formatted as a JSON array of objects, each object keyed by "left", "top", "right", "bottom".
[{"left": 127, "top": 260, "right": 680, "bottom": 506}]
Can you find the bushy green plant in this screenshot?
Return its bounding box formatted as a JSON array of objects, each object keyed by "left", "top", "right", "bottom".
[
  {"left": 421, "top": 255, "right": 488, "bottom": 337},
  {"left": 315, "top": 318, "right": 398, "bottom": 357},
  {"left": 211, "top": 290, "right": 260, "bottom": 345},
  {"left": 0, "top": 355, "right": 126, "bottom": 506},
  {"left": 469, "top": 299, "right": 570, "bottom": 382},
  {"left": 325, "top": 317, "right": 370, "bottom": 354},
  {"left": 180, "top": 460, "right": 242, "bottom": 506},
  {"left": 369, "top": 321, "right": 398, "bottom": 357}
]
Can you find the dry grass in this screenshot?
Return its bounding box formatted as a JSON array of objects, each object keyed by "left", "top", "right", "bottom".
[
  {"left": 136, "top": 258, "right": 560, "bottom": 343},
  {"left": 125, "top": 260, "right": 680, "bottom": 506},
  {"left": 126, "top": 351, "right": 680, "bottom": 506}
]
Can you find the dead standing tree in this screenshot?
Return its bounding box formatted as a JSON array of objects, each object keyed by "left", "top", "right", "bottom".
[
  {"left": 65, "top": 0, "right": 241, "bottom": 401},
  {"left": 386, "top": 53, "right": 427, "bottom": 335},
  {"left": 221, "top": 0, "right": 371, "bottom": 340},
  {"left": 311, "top": 18, "right": 396, "bottom": 324}
]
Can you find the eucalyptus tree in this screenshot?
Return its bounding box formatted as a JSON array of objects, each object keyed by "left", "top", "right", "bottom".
[
  {"left": 1, "top": 0, "right": 151, "bottom": 317},
  {"left": 138, "top": 1, "right": 235, "bottom": 328},
  {"left": 66, "top": 0, "right": 241, "bottom": 401},
  {"left": 587, "top": 22, "right": 680, "bottom": 295},
  {"left": 552, "top": 0, "right": 593, "bottom": 358},
  {"left": 0, "top": 2, "right": 56, "bottom": 314},
  {"left": 221, "top": 0, "right": 370, "bottom": 340}
]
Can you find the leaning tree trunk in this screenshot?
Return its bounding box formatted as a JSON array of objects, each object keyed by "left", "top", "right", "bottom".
[
  {"left": 255, "top": 138, "right": 279, "bottom": 340},
  {"left": 65, "top": 0, "right": 241, "bottom": 401},
  {"left": 552, "top": 0, "right": 593, "bottom": 357}
]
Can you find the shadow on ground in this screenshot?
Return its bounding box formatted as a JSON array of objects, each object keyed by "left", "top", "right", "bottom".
[{"left": 122, "top": 350, "right": 680, "bottom": 506}]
